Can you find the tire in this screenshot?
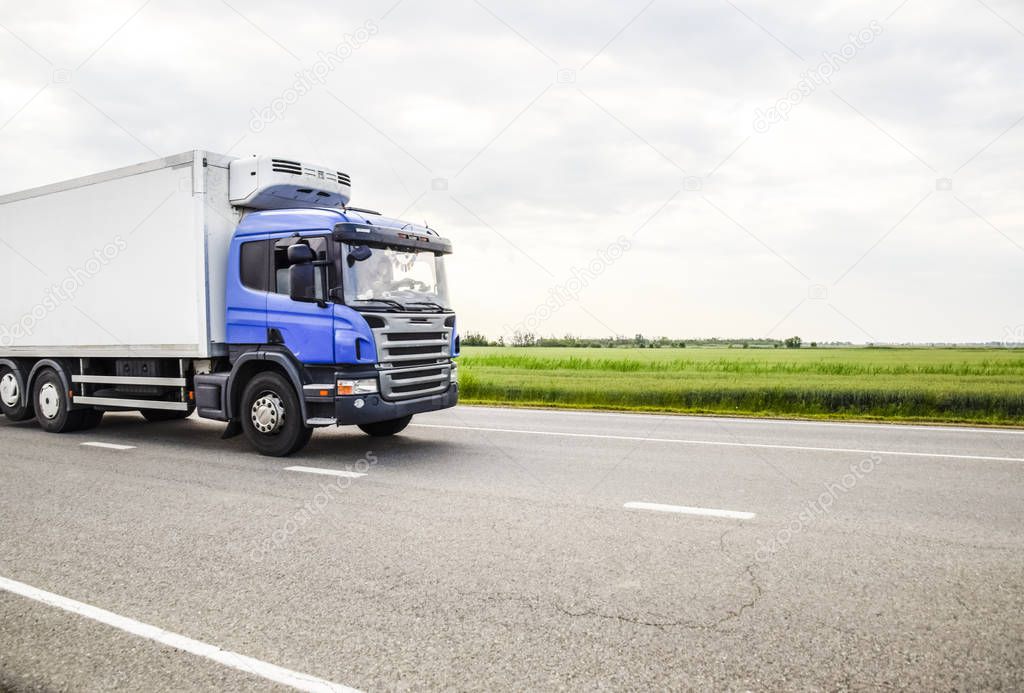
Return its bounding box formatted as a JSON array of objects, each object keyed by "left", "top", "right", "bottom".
[
  {"left": 141, "top": 407, "right": 193, "bottom": 423},
  {"left": 32, "top": 368, "right": 85, "bottom": 433},
  {"left": 240, "top": 371, "right": 312, "bottom": 457},
  {"left": 358, "top": 415, "right": 412, "bottom": 437},
  {"left": 0, "top": 366, "right": 34, "bottom": 422}
]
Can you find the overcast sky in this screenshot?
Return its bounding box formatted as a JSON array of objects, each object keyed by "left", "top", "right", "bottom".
[{"left": 1, "top": 0, "right": 1021, "bottom": 343}]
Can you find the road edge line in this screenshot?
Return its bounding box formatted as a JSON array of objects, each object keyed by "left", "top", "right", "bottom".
[{"left": 0, "top": 575, "right": 359, "bottom": 693}]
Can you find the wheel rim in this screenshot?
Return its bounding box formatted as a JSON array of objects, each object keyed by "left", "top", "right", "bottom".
[
  {"left": 0, "top": 373, "right": 19, "bottom": 408},
  {"left": 251, "top": 391, "right": 285, "bottom": 434},
  {"left": 38, "top": 382, "right": 61, "bottom": 420}
]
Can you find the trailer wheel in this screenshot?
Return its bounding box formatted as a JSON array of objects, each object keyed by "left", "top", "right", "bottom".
[
  {"left": 0, "top": 366, "right": 34, "bottom": 421},
  {"left": 358, "top": 415, "right": 412, "bottom": 437},
  {"left": 240, "top": 372, "right": 312, "bottom": 457},
  {"left": 32, "top": 368, "right": 85, "bottom": 433}
]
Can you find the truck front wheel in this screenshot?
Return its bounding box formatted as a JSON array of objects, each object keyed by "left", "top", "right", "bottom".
[
  {"left": 358, "top": 415, "right": 412, "bottom": 437},
  {"left": 240, "top": 372, "right": 312, "bottom": 457},
  {"left": 0, "top": 366, "right": 34, "bottom": 422}
]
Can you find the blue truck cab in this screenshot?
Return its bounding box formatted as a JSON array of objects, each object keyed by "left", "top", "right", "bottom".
[{"left": 191, "top": 206, "right": 459, "bottom": 456}]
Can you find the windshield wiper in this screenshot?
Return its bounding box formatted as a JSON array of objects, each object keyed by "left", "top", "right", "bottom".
[
  {"left": 354, "top": 298, "right": 406, "bottom": 311},
  {"left": 404, "top": 301, "right": 449, "bottom": 312}
]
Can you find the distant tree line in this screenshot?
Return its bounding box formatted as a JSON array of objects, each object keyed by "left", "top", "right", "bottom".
[{"left": 460, "top": 332, "right": 831, "bottom": 349}]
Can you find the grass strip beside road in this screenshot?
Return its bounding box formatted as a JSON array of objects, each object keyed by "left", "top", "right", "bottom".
[{"left": 457, "top": 347, "right": 1024, "bottom": 426}]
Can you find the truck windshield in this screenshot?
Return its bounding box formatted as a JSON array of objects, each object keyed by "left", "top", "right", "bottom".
[{"left": 342, "top": 244, "right": 452, "bottom": 311}]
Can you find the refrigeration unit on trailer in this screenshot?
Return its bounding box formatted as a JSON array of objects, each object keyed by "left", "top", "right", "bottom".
[{"left": 0, "top": 150, "right": 459, "bottom": 456}]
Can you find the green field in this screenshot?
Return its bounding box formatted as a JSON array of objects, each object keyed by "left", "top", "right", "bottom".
[{"left": 457, "top": 346, "right": 1024, "bottom": 425}]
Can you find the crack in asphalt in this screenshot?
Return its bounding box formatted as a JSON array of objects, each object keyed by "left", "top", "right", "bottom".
[{"left": 553, "top": 529, "right": 766, "bottom": 631}]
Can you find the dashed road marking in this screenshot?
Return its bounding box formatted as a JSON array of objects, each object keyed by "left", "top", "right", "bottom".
[
  {"left": 80, "top": 442, "right": 136, "bottom": 451},
  {"left": 624, "top": 502, "right": 756, "bottom": 520},
  {"left": 285, "top": 466, "right": 366, "bottom": 479},
  {"left": 0, "top": 575, "right": 360, "bottom": 693}
]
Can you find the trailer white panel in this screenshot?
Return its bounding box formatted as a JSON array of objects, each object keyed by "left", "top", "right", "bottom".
[{"left": 0, "top": 151, "right": 237, "bottom": 358}]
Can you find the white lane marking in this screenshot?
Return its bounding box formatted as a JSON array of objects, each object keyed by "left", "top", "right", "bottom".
[
  {"left": 80, "top": 442, "right": 136, "bottom": 451},
  {"left": 455, "top": 404, "right": 1024, "bottom": 435},
  {"left": 624, "top": 502, "right": 756, "bottom": 520},
  {"left": 410, "top": 423, "right": 1024, "bottom": 463},
  {"left": 0, "top": 575, "right": 359, "bottom": 693},
  {"left": 285, "top": 466, "right": 366, "bottom": 479}
]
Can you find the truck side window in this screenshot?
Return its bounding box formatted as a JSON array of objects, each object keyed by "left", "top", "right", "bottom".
[
  {"left": 273, "top": 236, "right": 327, "bottom": 300},
  {"left": 239, "top": 240, "right": 270, "bottom": 291}
]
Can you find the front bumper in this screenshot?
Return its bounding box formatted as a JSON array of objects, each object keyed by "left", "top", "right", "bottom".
[
  {"left": 303, "top": 379, "right": 459, "bottom": 426},
  {"left": 301, "top": 360, "right": 458, "bottom": 426},
  {"left": 334, "top": 383, "right": 458, "bottom": 425}
]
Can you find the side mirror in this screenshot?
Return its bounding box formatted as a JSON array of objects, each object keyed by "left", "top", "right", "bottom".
[
  {"left": 346, "top": 245, "right": 372, "bottom": 266},
  {"left": 289, "top": 263, "right": 317, "bottom": 302},
  {"left": 287, "top": 243, "right": 315, "bottom": 265}
]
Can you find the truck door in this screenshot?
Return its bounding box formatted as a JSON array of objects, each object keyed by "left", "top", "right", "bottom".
[
  {"left": 265, "top": 233, "right": 335, "bottom": 363},
  {"left": 227, "top": 234, "right": 270, "bottom": 344}
]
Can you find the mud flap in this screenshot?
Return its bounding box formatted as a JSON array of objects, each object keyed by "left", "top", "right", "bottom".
[{"left": 221, "top": 420, "right": 242, "bottom": 439}]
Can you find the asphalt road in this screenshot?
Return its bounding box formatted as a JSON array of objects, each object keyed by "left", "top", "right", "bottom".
[{"left": 1, "top": 405, "right": 1022, "bottom": 691}]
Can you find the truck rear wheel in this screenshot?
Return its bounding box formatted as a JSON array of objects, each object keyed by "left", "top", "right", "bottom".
[
  {"left": 32, "top": 368, "right": 86, "bottom": 433},
  {"left": 0, "top": 366, "right": 34, "bottom": 421},
  {"left": 358, "top": 415, "right": 412, "bottom": 437},
  {"left": 240, "top": 371, "right": 312, "bottom": 457}
]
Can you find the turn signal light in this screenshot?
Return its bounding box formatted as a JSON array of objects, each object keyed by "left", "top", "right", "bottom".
[{"left": 337, "top": 379, "right": 378, "bottom": 396}]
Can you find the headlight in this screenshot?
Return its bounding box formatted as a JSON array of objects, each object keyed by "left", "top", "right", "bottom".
[
  {"left": 337, "top": 378, "right": 378, "bottom": 395},
  {"left": 449, "top": 363, "right": 458, "bottom": 383}
]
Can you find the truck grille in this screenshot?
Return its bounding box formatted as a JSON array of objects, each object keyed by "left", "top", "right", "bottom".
[
  {"left": 367, "top": 313, "right": 453, "bottom": 400},
  {"left": 380, "top": 364, "right": 452, "bottom": 400}
]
